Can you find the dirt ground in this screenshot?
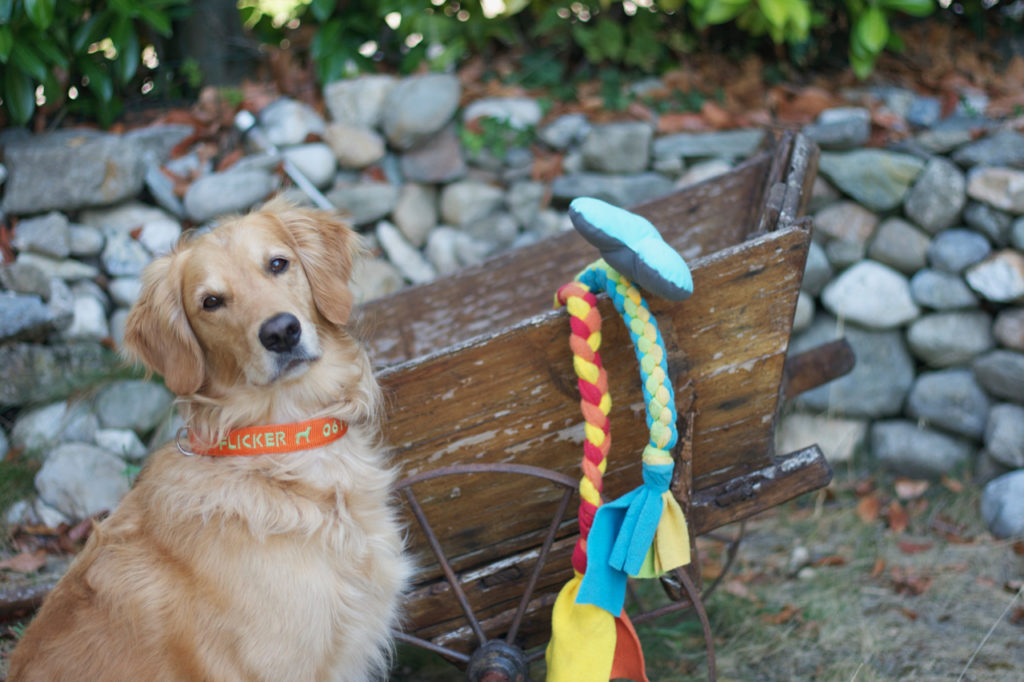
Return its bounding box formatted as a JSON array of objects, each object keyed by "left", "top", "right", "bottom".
[{"left": 2, "top": 466, "right": 1020, "bottom": 681}]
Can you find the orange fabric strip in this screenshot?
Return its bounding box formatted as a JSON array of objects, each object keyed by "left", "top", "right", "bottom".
[{"left": 189, "top": 418, "right": 347, "bottom": 456}]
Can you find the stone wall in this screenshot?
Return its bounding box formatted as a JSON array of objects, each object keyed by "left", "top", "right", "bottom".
[{"left": 1, "top": 74, "right": 1022, "bottom": 537}]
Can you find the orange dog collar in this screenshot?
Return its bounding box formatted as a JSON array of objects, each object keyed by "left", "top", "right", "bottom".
[{"left": 176, "top": 417, "right": 348, "bottom": 457}]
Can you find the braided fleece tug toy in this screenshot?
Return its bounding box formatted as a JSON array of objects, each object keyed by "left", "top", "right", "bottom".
[{"left": 547, "top": 198, "right": 694, "bottom": 682}]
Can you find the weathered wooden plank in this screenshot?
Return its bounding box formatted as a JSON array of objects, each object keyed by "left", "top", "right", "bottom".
[
  {"left": 385, "top": 225, "right": 810, "bottom": 585},
  {"left": 782, "top": 338, "right": 856, "bottom": 401},
  {"left": 356, "top": 152, "right": 775, "bottom": 367}
]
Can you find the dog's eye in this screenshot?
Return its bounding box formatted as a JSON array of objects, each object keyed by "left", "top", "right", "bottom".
[
  {"left": 202, "top": 295, "right": 224, "bottom": 311},
  {"left": 269, "top": 257, "right": 289, "bottom": 274}
]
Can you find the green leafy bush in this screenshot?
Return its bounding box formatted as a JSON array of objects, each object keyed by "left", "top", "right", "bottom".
[{"left": 0, "top": 0, "right": 189, "bottom": 127}]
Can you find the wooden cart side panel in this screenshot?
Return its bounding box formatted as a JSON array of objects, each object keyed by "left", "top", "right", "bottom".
[
  {"left": 356, "top": 155, "right": 773, "bottom": 367},
  {"left": 383, "top": 226, "right": 810, "bottom": 586}
]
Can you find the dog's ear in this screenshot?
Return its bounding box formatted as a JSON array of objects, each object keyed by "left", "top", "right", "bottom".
[
  {"left": 123, "top": 254, "right": 205, "bottom": 396},
  {"left": 276, "top": 203, "right": 359, "bottom": 326}
]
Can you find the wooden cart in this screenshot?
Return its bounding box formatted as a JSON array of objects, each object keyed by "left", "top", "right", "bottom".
[{"left": 355, "top": 132, "right": 854, "bottom": 680}]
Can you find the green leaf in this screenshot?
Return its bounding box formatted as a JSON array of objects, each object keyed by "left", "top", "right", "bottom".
[
  {"left": 850, "top": 50, "right": 875, "bottom": 80},
  {"left": 704, "top": 0, "right": 752, "bottom": 25},
  {"left": 594, "top": 18, "right": 624, "bottom": 61},
  {"left": 72, "top": 14, "right": 106, "bottom": 54},
  {"left": 3, "top": 67, "right": 35, "bottom": 125},
  {"left": 116, "top": 24, "right": 140, "bottom": 82},
  {"left": 24, "top": 0, "right": 55, "bottom": 30},
  {"left": 310, "top": 0, "right": 335, "bottom": 23},
  {"left": 11, "top": 43, "right": 47, "bottom": 82},
  {"left": 758, "top": 0, "right": 788, "bottom": 29},
  {"left": 0, "top": 26, "right": 12, "bottom": 62},
  {"left": 34, "top": 34, "right": 69, "bottom": 68},
  {"left": 853, "top": 6, "right": 889, "bottom": 56},
  {"left": 0, "top": 0, "right": 13, "bottom": 23},
  {"left": 136, "top": 6, "right": 173, "bottom": 37},
  {"left": 80, "top": 58, "right": 114, "bottom": 103},
  {"left": 878, "top": 0, "right": 935, "bottom": 17}
]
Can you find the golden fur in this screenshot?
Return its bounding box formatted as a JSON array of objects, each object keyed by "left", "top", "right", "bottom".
[{"left": 10, "top": 199, "right": 410, "bottom": 681}]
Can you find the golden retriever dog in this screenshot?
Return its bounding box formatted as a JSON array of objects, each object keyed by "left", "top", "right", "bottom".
[{"left": 10, "top": 198, "right": 409, "bottom": 681}]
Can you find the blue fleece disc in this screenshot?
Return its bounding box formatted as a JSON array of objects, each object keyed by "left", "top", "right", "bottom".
[{"left": 568, "top": 197, "right": 693, "bottom": 301}]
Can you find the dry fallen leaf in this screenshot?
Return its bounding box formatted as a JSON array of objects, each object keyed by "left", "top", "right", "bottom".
[
  {"left": 812, "top": 555, "right": 847, "bottom": 567},
  {"left": 898, "top": 541, "right": 933, "bottom": 555},
  {"left": 887, "top": 500, "right": 909, "bottom": 534},
  {"left": 898, "top": 607, "right": 919, "bottom": 621},
  {"left": 871, "top": 557, "right": 887, "bottom": 578},
  {"left": 891, "top": 567, "right": 933, "bottom": 596},
  {"left": 941, "top": 475, "right": 964, "bottom": 494},
  {"left": 761, "top": 604, "right": 801, "bottom": 625},
  {"left": 857, "top": 494, "right": 881, "bottom": 523},
  {"left": 0, "top": 549, "right": 47, "bottom": 574},
  {"left": 894, "top": 478, "right": 929, "bottom": 500},
  {"left": 1012, "top": 540, "right": 1024, "bottom": 556}
]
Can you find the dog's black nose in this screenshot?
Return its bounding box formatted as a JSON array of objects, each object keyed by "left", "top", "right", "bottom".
[{"left": 259, "top": 313, "right": 302, "bottom": 353}]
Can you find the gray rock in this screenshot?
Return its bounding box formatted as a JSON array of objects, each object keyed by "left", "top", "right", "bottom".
[
  {"left": 791, "top": 314, "right": 915, "bottom": 418},
  {"left": 906, "top": 96, "right": 941, "bottom": 128},
  {"left": 11, "top": 401, "right": 75, "bottom": 455},
  {"left": 399, "top": 125, "right": 467, "bottom": 183},
  {"left": 0, "top": 292, "right": 58, "bottom": 342},
  {"left": 137, "top": 217, "right": 182, "bottom": 257},
  {"left": 538, "top": 114, "right": 590, "bottom": 150},
  {"left": 16, "top": 252, "right": 99, "bottom": 282},
  {"left": 323, "top": 75, "right": 397, "bottom": 128},
  {"left": 551, "top": 172, "right": 676, "bottom": 208},
  {"left": 953, "top": 130, "right": 1024, "bottom": 169},
  {"left": 79, "top": 201, "right": 177, "bottom": 238},
  {"left": 282, "top": 143, "right": 337, "bottom": 188},
  {"left": 144, "top": 163, "right": 186, "bottom": 218},
  {"left": 915, "top": 127, "right": 974, "bottom": 155},
  {"left": 1014, "top": 218, "right": 1024, "bottom": 250},
  {"left": 326, "top": 182, "right": 399, "bottom": 226},
  {"left": 95, "top": 380, "right": 175, "bottom": 434},
  {"left": 964, "top": 202, "right": 1013, "bottom": 246},
  {"left": 375, "top": 221, "right": 437, "bottom": 285},
  {"left": 993, "top": 307, "right": 1024, "bottom": 351},
  {"left": 824, "top": 239, "right": 866, "bottom": 269},
  {"left": 184, "top": 169, "right": 279, "bottom": 223},
  {"left": 801, "top": 240, "right": 832, "bottom": 296},
  {"left": 259, "top": 98, "right": 326, "bottom": 148},
  {"left": 101, "top": 232, "right": 152, "bottom": 277},
  {"left": 871, "top": 420, "right": 972, "bottom": 478},
  {"left": 506, "top": 181, "right": 546, "bottom": 230},
  {"left": 675, "top": 159, "right": 732, "bottom": 188},
  {"left": 814, "top": 201, "right": 878, "bottom": 246},
  {"left": 907, "top": 311, "right": 994, "bottom": 367},
  {"left": 35, "top": 443, "right": 131, "bottom": 519},
  {"left": 109, "top": 308, "right": 130, "bottom": 349},
  {"left": 0, "top": 261, "right": 50, "bottom": 298},
  {"left": 68, "top": 224, "right": 105, "bottom": 258},
  {"left": 439, "top": 181, "right": 505, "bottom": 227},
  {"left": 62, "top": 294, "right": 110, "bottom": 341},
  {"left": 807, "top": 176, "right": 841, "bottom": 214},
  {"left": 821, "top": 261, "right": 919, "bottom": 330},
  {"left": 652, "top": 129, "right": 765, "bottom": 163},
  {"left": 465, "top": 211, "right": 518, "bottom": 249},
  {"left": 350, "top": 257, "right": 404, "bottom": 305},
  {"left": 802, "top": 107, "right": 870, "bottom": 150},
  {"left": 965, "top": 250, "right": 1024, "bottom": 302},
  {"left": 927, "top": 229, "right": 991, "bottom": 273},
  {"left": 973, "top": 350, "right": 1024, "bottom": 403},
  {"left": 424, "top": 227, "right": 461, "bottom": 277},
  {"left": 0, "top": 426, "right": 7, "bottom": 458},
  {"left": 906, "top": 369, "right": 992, "bottom": 439},
  {"left": 324, "top": 123, "right": 386, "bottom": 170},
  {"left": 392, "top": 184, "right": 438, "bottom": 248},
  {"left": 818, "top": 150, "right": 925, "bottom": 212},
  {"left": 975, "top": 450, "right": 1012, "bottom": 486},
  {"left": 12, "top": 212, "right": 71, "bottom": 258},
  {"left": 382, "top": 74, "right": 461, "bottom": 150},
  {"left": 980, "top": 471, "right": 1024, "bottom": 538},
  {"left": 903, "top": 157, "right": 966, "bottom": 233},
  {"left": 581, "top": 122, "right": 653, "bottom": 174},
  {"left": 909, "top": 269, "right": 978, "bottom": 310},
  {"left": 792, "top": 290, "right": 814, "bottom": 334},
  {"left": 967, "top": 166, "right": 1024, "bottom": 213},
  {"left": 95, "top": 428, "right": 148, "bottom": 461},
  {"left": 463, "top": 97, "right": 543, "bottom": 130},
  {"left": 984, "top": 403, "right": 1024, "bottom": 468},
  {"left": 1, "top": 126, "right": 191, "bottom": 214},
  {"left": 776, "top": 412, "right": 867, "bottom": 463},
  {"left": 868, "top": 218, "right": 930, "bottom": 274}
]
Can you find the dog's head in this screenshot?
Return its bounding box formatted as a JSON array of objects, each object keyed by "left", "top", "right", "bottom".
[{"left": 124, "top": 198, "right": 359, "bottom": 396}]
